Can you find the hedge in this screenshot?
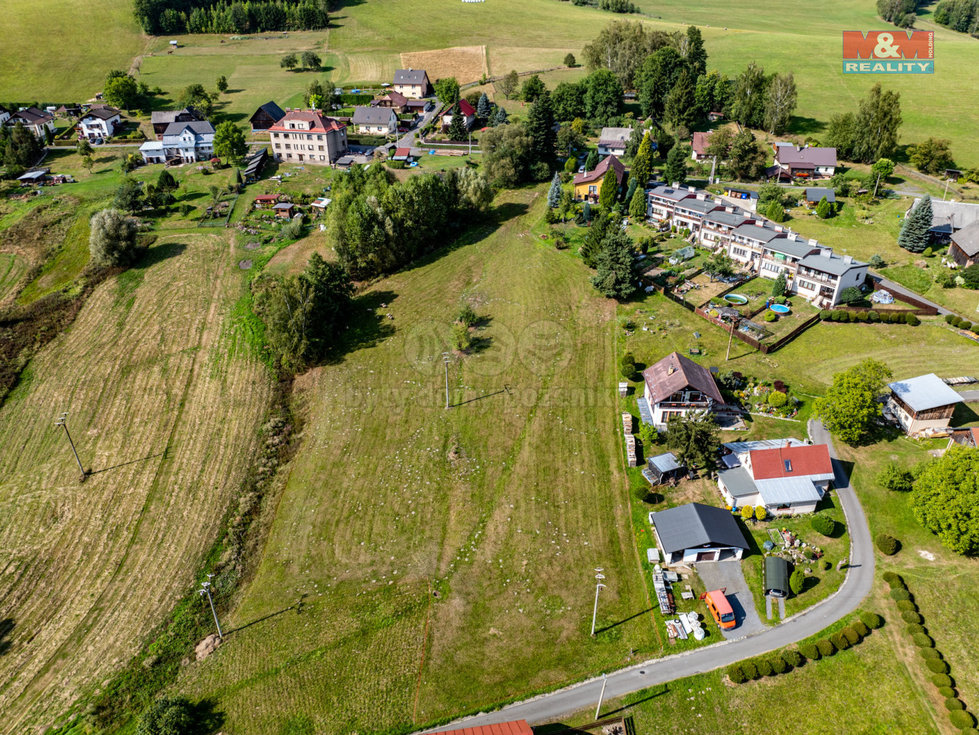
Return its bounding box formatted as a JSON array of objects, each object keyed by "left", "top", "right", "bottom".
[
  {"left": 859, "top": 611, "right": 884, "bottom": 629},
  {"left": 931, "top": 673, "right": 953, "bottom": 687},
  {"left": 799, "top": 642, "right": 819, "bottom": 660},
  {"left": 902, "top": 610, "right": 923, "bottom": 624},
  {"left": 946, "top": 699, "right": 967, "bottom": 711},
  {"left": 927, "top": 658, "right": 950, "bottom": 674},
  {"left": 913, "top": 632, "right": 935, "bottom": 647},
  {"left": 817, "top": 638, "right": 836, "bottom": 656},
  {"left": 938, "top": 686, "right": 957, "bottom": 698},
  {"left": 842, "top": 626, "right": 862, "bottom": 645},
  {"left": 876, "top": 533, "right": 900, "bottom": 555},
  {"left": 882, "top": 571, "right": 905, "bottom": 588},
  {"left": 950, "top": 711, "right": 977, "bottom": 729},
  {"left": 727, "top": 664, "right": 747, "bottom": 684},
  {"left": 756, "top": 658, "right": 774, "bottom": 677},
  {"left": 920, "top": 648, "right": 942, "bottom": 660},
  {"left": 832, "top": 632, "right": 851, "bottom": 650},
  {"left": 782, "top": 649, "right": 804, "bottom": 667},
  {"left": 890, "top": 588, "right": 912, "bottom": 602},
  {"left": 770, "top": 655, "right": 788, "bottom": 675},
  {"left": 853, "top": 620, "right": 870, "bottom": 638},
  {"left": 741, "top": 661, "right": 758, "bottom": 680},
  {"left": 896, "top": 599, "right": 917, "bottom": 612},
  {"left": 339, "top": 93, "right": 374, "bottom": 105}
]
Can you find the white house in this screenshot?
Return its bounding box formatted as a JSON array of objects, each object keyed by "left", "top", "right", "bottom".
[
  {"left": 78, "top": 107, "right": 121, "bottom": 140},
  {"left": 717, "top": 439, "right": 834, "bottom": 515},
  {"left": 773, "top": 143, "right": 837, "bottom": 179},
  {"left": 6, "top": 107, "right": 56, "bottom": 138},
  {"left": 640, "top": 352, "right": 728, "bottom": 430},
  {"left": 597, "top": 127, "right": 631, "bottom": 157},
  {"left": 392, "top": 68, "right": 431, "bottom": 99},
  {"left": 650, "top": 503, "right": 749, "bottom": 565},
  {"left": 139, "top": 120, "right": 215, "bottom": 164},
  {"left": 441, "top": 99, "right": 476, "bottom": 132},
  {"left": 351, "top": 106, "right": 398, "bottom": 135},
  {"left": 0, "top": 105, "right": 10, "bottom": 126}
]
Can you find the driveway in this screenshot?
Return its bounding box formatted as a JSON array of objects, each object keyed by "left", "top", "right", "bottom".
[
  {"left": 397, "top": 102, "right": 437, "bottom": 150},
  {"left": 420, "top": 419, "right": 873, "bottom": 733},
  {"left": 869, "top": 272, "right": 953, "bottom": 316},
  {"left": 695, "top": 560, "right": 766, "bottom": 639}
]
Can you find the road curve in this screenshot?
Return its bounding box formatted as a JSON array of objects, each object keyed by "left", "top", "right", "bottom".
[{"left": 422, "top": 420, "right": 874, "bottom": 732}]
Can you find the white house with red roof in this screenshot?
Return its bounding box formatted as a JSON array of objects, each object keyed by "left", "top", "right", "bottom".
[
  {"left": 640, "top": 352, "right": 728, "bottom": 430},
  {"left": 691, "top": 131, "right": 713, "bottom": 161},
  {"left": 717, "top": 438, "right": 835, "bottom": 515},
  {"left": 441, "top": 99, "right": 475, "bottom": 132},
  {"left": 268, "top": 109, "right": 348, "bottom": 165}
]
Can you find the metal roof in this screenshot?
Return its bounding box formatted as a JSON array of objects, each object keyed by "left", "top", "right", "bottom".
[
  {"left": 733, "top": 223, "right": 785, "bottom": 243},
  {"left": 394, "top": 68, "right": 428, "bottom": 85},
  {"left": 352, "top": 106, "right": 396, "bottom": 125},
  {"left": 798, "top": 251, "right": 866, "bottom": 277},
  {"left": 764, "top": 238, "right": 817, "bottom": 259},
  {"left": 649, "top": 452, "right": 683, "bottom": 474},
  {"left": 723, "top": 438, "right": 806, "bottom": 454},
  {"left": 755, "top": 477, "right": 823, "bottom": 505},
  {"left": 650, "top": 503, "right": 749, "bottom": 554},
  {"left": 888, "top": 374, "right": 965, "bottom": 412},
  {"left": 703, "top": 209, "right": 750, "bottom": 227},
  {"left": 805, "top": 187, "right": 835, "bottom": 203},
  {"left": 718, "top": 466, "right": 758, "bottom": 498}
]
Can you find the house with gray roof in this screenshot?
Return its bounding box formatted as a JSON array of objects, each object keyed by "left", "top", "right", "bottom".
[
  {"left": 649, "top": 503, "right": 749, "bottom": 565},
  {"left": 699, "top": 207, "right": 751, "bottom": 250},
  {"left": 351, "top": 106, "right": 397, "bottom": 135},
  {"left": 597, "top": 127, "right": 632, "bottom": 157},
  {"left": 647, "top": 184, "right": 697, "bottom": 221},
  {"left": 139, "top": 120, "right": 215, "bottom": 164},
  {"left": 949, "top": 221, "right": 979, "bottom": 268},
  {"left": 804, "top": 187, "right": 835, "bottom": 205},
  {"left": 887, "top": 374, "right": 964, "bottom": 435},
  {"left": 151, "top": 107, "right": 201, "bottom": 138},
  {"left": 672, "top": 194, "right": 722, "bottom": 233},
  {"left": 909, "top": 198, "right": 979, "bottom": 241},
  {"left": 392, "top": 68, "right": 430, "bottom": 99}
]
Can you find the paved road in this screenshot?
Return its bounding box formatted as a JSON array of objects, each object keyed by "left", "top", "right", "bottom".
[
  {"left": 422, "top": 419, "right": 873, "bottom": 732},
  {"left": 957, "top": 390, "right": 979, "bottom": 402},
  {"left": 696, "top": 560, "right": 766, "bottom": 639},
  {"left": 870, "top": 272, "right": 954, "bottom": 316},
  {"left": 397, "top": 103, "right": 438, "bottom": 150}
]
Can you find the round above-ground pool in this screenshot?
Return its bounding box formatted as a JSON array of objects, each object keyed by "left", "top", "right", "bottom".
[
  {"left": 770, "top": 303, "right": 791, "bottom": 314},
  {"left": 724, "top": 294, "right": 748, "bottom": 305}
]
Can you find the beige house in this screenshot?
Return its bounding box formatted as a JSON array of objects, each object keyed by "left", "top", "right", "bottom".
[
  {"left": 351, "top": 106, "right": 397, "bottom": 135},
  {"left": 392, "top": 69, "right": 430, "bottom": 99},
  {"left": 887, "top": 374, "right": 965, "bottom": 435},
  {"left": 268, "top": 109, "right": 348, "bottom": 165}
]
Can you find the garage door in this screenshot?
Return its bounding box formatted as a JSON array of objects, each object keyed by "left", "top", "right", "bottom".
[{"left": 697, "top": 550, "right": 718, "bottom": 562}]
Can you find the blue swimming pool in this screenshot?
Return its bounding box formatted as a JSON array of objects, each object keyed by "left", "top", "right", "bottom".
[
  {"left": 724, "top": 294, "right": 748, "bottom": 305},
  {"left": 770, "top": 303, "right": 791, "bottom": 314}
]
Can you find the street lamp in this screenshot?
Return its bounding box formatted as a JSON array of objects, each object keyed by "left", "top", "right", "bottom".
[
  {"left": 590, "top": 568, "right": 606, "bottom": 637},
  {"left": 54, "top": 411, "right": 87, "bottom": 479},
  {"left": 199, "top": 574, "right": 223, "bottom": 640}
]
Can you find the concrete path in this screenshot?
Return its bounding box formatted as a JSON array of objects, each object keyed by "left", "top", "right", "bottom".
[
  {"left": 421, "top": 420, "right": 874, "bottom": 732},
  {"left": 956, "top": 389, "right": 979, "bottom": 402},
  {"left": 695, "top": 560, "right": 766, "bottom": 639}
]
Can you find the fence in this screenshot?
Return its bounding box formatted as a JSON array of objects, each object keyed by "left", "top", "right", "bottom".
[
  {"left": 197, "top": 193, "right": 239, "bottom": 228},
  {"left": 693, "top": 305, "right": 821, "bottom": 354}
]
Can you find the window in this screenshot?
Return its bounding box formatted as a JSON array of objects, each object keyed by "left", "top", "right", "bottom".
[
  {"left": 285, "top": 144, "right": 291, "bottom": 150},
  {"left": 798, "top": 279, "right": 815, "bottom": 291},
  {"left": 784, "top": 459, "right": 793, "bottom": 472},
  {"left": 272, "top": 133, "right": 279, "bottom": 139},
  {"left": 588, "top": 185, "right": 597, "bottom": 194},
  {"left": 317, "top": 135, "right": 323, "bottom": 140},
  {"left": 318, "top": 145, "right": 324, "bottom": 151},
  {"left": 286, "top": 153, "right": 292, "bottom": 159}
]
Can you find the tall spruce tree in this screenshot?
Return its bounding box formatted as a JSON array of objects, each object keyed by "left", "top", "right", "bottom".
[
  {"left": 663, "top": 143, "right": 688, "bottom": 185},
  {"left": 898, "top": 195, "right": 932, "bottom": 253},
  {"left": 598, "top": 166, "right": 619, "bottom": 209},
  {"left": 592, "top": 228, "right": 639, "bottom": 299},
  {"left": 629, "top": 186, "right": 647, "bottom": 219},
  {"left": 547, "top": 172, "right": 562, "bottom": 208},
  {"left": 526, "top": 91, "right": 556, "bottom": 168},
  {"left": 476, "top": 92, "right": 492, "bottom": 119}
]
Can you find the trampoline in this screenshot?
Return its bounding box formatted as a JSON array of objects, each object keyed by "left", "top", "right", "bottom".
[
  {"left": 724, "top": 294, "right": 748, "bottom": 305},
  {"left": 770, "top": 303, "right": 791, "bottom": 314}
]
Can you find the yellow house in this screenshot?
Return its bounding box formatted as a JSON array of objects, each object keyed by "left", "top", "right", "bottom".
[{"left": 573, "top": 155, "right": 626, "bottom": 203}]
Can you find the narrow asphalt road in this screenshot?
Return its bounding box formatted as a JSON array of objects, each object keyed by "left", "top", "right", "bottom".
[
  {"left": 397, "top": 103, "right": 437, "bottom": 150},
  {"left": 956, "top": 389, "right": 979, "bottom": 402},
  {"left": 422, "top": 420, "right": 874, "bottom": 732}
]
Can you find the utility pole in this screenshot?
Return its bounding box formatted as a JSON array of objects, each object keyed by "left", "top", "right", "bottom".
[
  {"left": 442, "top": 352, "right": 451, "bottom": 409},
  {"left": 54, "top": 412, "right": 87, "bottom": 479},
  {"left": 595, "top": 673, "right": 609, "bottom": 719},
  {"left": 725, "top": 317, "right": 739, "bottom": 361},
  {"left": 590, "top": 568, "right": 606, "bottom": 637},
  {"left": 943, "top": 177, "right": 951, "bottom": 201},
  {"left": 199, "top": 574, "right": 223, "bottom": 640}
]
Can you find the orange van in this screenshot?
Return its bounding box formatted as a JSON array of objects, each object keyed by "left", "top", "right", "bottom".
[{"left": 703, "top": 589, "right": 736, "bottom": 629}]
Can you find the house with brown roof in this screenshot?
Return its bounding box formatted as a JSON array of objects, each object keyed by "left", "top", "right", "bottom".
[
  {"left": 773, "top": 143, "right": 837, "bottom": 178},
  {"left": 6, "top": 107, "right": 55, "bottom": 138},
  {"left": 250, "top": 101, "right": 285, "bottom": 133},
  {"left": 640, "top": 351, "right": 727, "bottom": 430},
  {"left": 573, "top": 154, "right": 625, "bottom": 203},
  {"left": 948, "top": 222, "right": 979, "bottom": 268},
  {"left": 691, "top": 131, "right": 713, "bottom": 161},
  {"left": 374, "top": 91, "right": 409, "bottom": 114},
  {"left": 268, "top": 109, "right": 348, "bottom": 165},
  {"left": 393, "top": 68, "right": 430, "bottom": 99},
  {"left": 151, "top": 108, "right": 202, "bottom": 138}
]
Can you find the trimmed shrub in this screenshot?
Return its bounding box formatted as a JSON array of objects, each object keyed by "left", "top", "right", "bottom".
[
  {"left": 853, "top": 620, "right": 870, "bottom": 637},
  {"left": 931, "top": 673, "right": 953, "bottom": 687},
  {"left": 800, "top": 642, "right": 819, "bottom": 660},
  {"left": 913, "top": 632, "right": 935, "bottom": 648},
  {"left": 946, "top": 698, "right": 966, "bottom": 711},
  {"left": 860, "top": 611, "right": 884, "bottom": 629},
  {"left": 842, "top": 626, "right": 862, "bottom": 645},
  {"left": 905, "top": 313, "right": 920, "bottom": 326},
  {"left": 868, "top": 310, "right": 881, "bottom": 322},
  {"left": 896, "top": 599, "right": 917, "bottom": 612},
  {"left": 819, "top": 310, "right": 832, "bottom": 320},
  {"left": 927, "top": 658, "right": 950, "bottom": 674},
  {"left": 876, "top": 533, "right": 900, "bottom": 555},
  {"left": 783, "top": 649, "right": 804, "bottom": 668},
  {"left": 789, "top": 569, "right": 806, "bottom": 596},
  {"left": 755, "top": 658, "right": 773, "bottom": 677},
  {"left": 727, "top": 663, "right": 747, "bottom": 684},
  {"left": 906, "top": 623, "right": 927, "bottom": 636},
  {"left": 920, "top": 648, "right": 942, "bottom": 661},
  {"left": 938, "top": 686, "right": 957, "bottom": 698},
  {"left": 817, "top": 638, "right": 836, "bottom": 657},
  {"left": 832, "top": 632, "right": 851, "bottom": 650},
  {"left": 770, "top": 655, "right": 788, "bottom": 674},
  {"left": 901, "top": 610, "right": 923, "bottom": 624},
  {"left": 855, "top": 310, "right": 870, "bottom": 323},
  {"left": 890, "top": 587, "right": 912, "bottom": 602},
  {"left": 878, "top": 467, "right": 914, "bottom": 493},
  {"left": 811, "top": 514, "right": 836, "bottom": 536},
  {"left": 945, "top": 314, "right": 956, "bottom": 325},
  {"left": 741, "top": 661, "right": 759, "bottom": 680},
  {"left": 882, "top": 570, "right": 903, "bottom": 586},
  {"left": 950, "top": 712, "right": 977, "bottom": 729}
]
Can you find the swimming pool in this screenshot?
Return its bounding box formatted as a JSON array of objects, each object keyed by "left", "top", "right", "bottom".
[
  {"left": 724, "top": 294, "right": 748, "bottom": 305},
  {"left": 770, "top": 303, "right": 791, "bottom": 314}
]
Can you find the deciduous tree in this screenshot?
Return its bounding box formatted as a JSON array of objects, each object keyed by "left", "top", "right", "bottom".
[
  {"left": 520, "top": 74, "right": 547, "bottom": 102},
  {"left": 584, "top": 69, "right": 623, "bottom": 125},
  {"left": 89, "top": 208, "right": 138, "bottom": 266},
  {"left": 764, "top": 73, "right": 797, "bottom": 134},
  {"left": 911, "top": 446, "right": 979, "bottom": 555},
  {"left": 434, "top": 77, "right": 461, "bottom": 106},
  {"left": 213, "top": 121, "right": 247, "bottom": 164},
  {"left": 300, "top": 50, "right": 321, "bottom": 70},
  {"left": 216, "top": 75, "right": 228, "bottom": 93},
  {"left": 813, "top": 359, "right": 893, "bottom": 444},
  {"left": 730, "top": 62, "right": 768, "bottom": 129},
  {"left": 852, "top": 83, "right": 902, "bottom": 163},
  {"left": 280, "top": 53, "right": 298, "bottom": 70},
  {"left": 909, "top": 137, "right": 954, "bottom": 175},
  {"left": 498, "top": 69, "right": 519, "bottom": 100},
  {"left": 727, "top": 129, "right": 765, "bottom": 181}
]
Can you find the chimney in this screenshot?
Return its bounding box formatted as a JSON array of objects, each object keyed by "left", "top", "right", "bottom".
[
  {"left": 696, "top": 193, "right": 705, "bottom": 200},
  {"left": 821, "top": 248, "right": 831, "bottom": 258},
  {"left": 774, "top": 225, "right": 783, "bottom": 233},
  {"left": 843, "top": 255, "right": 853, "bottom": 264},
  {"left": 788, "top": 233, "right": 797, "bottom": 241},
  {"left": 725, "top": 206, "right": 733, "bottom": 213},
  {"left": 671, "top": 181, "right": 680, "bottom": 188},
  {"left": 808, "top": 238, "right": 819, "bottom": 246},
  {"left": 687, "top": 186, "right": 696, "bottom": 192}
]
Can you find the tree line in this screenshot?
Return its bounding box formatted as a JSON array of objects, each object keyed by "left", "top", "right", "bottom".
[
  {"left": 327, "top": 164, "right": 493, "bottom": 279},
  {"left": 133, "top": 0, "right": 328, "bottom": 35},
  {"left": 0, "top": 124, "right": 44, "bottom": 177},
  {"left": 934, "top": 0, "right": 979, "bottom": 34}
]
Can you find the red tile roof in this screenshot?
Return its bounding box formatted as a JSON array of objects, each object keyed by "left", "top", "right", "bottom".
[
  {"left": 268, "top": 109, "right": 346, "bottom": 134},
  {"left": 437, "top": 721, "right": 534, "bottom": 735},
  {"left": 692, "top": 131, "right": 712, "bottom": 156},
  {"left": 749, "top": 444, "right": 833, "bottom": 480},
  {"left": 641, "top": 351, "right": 724, "bottom": 406},
  {"left": 458, "top": 99, "right": 476, "bottom": 116},
  {"left": 573, "top": 154, "right": 626, "bottom": 186},
  {"left": 394, "top": 147, "right": 412, "bottom": 157}
]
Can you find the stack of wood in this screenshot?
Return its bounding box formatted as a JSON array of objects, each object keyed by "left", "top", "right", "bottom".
[{"left": 622, "top": 412, "right": 638, "bottom": 466}]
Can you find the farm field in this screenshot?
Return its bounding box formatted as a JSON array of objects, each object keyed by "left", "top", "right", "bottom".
[
  {"left": 0, "top": 232, "right": 273, "bottom": 733},
  {"left": 175, "top": 187, "right": 658, "bottom": 735}
]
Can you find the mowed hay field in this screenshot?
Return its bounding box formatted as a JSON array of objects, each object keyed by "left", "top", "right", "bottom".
[
  {"left": 175, "top": 188, "right": 657, "bottom": 735},
  {"left": 0, "top": 0, "right": 145, "bottom": 102},
  {"left": 0, "top": 234, "right": 272, "bottom": 732},
  {"left": 401, "top": 46, "right": 489, "bottom": 85}
]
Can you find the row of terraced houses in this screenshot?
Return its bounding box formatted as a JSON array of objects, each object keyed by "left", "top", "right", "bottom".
[{"left": 646, "top": 183, "right": 868, "bottom": 308}]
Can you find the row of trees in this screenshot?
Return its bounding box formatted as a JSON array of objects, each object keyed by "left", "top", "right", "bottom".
[
  {"left": 133, "top": 0, "right": 328, "bottom": 35},
  {"left": 280, "top": 51, "right": 321, "bottom": 71},
  {"left": 498, "top": 70, "right": 625, "bottom": 126},
  {"left": 878, "top": 0, "right": 920, "bottom": 27},
  {"left": 722, "top": 63, "right": 798, "bottom": 135},
  {"left": 327, "top": 165, "right": 493, "bottom": 279},
  {"left": 0, "top": 123, "right": 44, "bottom": 176},
  {"left": 934, "top": 0, "right": 979, "bottom": 34}
]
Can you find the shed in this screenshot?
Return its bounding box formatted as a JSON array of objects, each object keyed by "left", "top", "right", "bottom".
[
  {"left": 764, "top": 556, "right": 790, "bottom": 598},
  {"left": 804, "top": 187, "right": 835, "bottom": 205},
  {"left": 17, "top": 169, "right": 49, "bottom": 185},
  {"left": 669, "top": 246, "right": 695, "bottom": 264},
  {"left": 273, "top": 202, "right": 296, "bottom": 218},
  {"left": 253, "top": 194, "right": 278, "bottom": 208},
  {"left": 644, "top": 452, "right": 685, "bottom": 486},
  {"left": 887, "top": 373, "right": 964, "bottom": 434}
]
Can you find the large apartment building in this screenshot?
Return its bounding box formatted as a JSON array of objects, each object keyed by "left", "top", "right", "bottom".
[{"left": 268, "top": 109, "right": 348, "bottom": 165}]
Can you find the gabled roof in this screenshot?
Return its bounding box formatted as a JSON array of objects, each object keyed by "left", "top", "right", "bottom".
[
  {"left": 81, "top": 107, "right": 120, "bottom": 121},
  {"left": 377, "top": 91, "right": 408, "bottom": 106},
  {"left": 764, "top": 237, "right": 817, "bottom": 259},
  {"left": 798, "top": 250, "right": 866, "bottom": 277},
  {"left": 394, "top": 68, "right": 429, "bottom": 85},
  {"left": 675, "top": 197, "right": 721, "bottom": 216},
  {"left": 651, "top": 503, "right": 749, "bottom": 554},
  {"left": 805, "top": 187, "right": 835, "bottom": 203},
  {"left": 573, "top": 154, "right": 625, "bottom": 186},
  {"left": 889, "top": 374, "right": 965, "bottom": 412},
  {"left": 457, "top": 99, "right": 476, "bottom": 117},
  {"left": 649, "top": 452, "right": 683, "bottom": 474},
  {"left": 951, "top": 221, "right": 979, "bottom": 257},
  {"left": 598, "top": 126, "right": 631, "bottom": 148},
  {"left": 268, "top": 109, "right": 346, "bottom": 134},
  {"left": 692, "top": 131, "right": 712, "bottom": 156},
  {"left": 703, "top": 209, "right": 750, "bottom": 228},
  {"left": 641, "top": 351, "right": 724, "bottom": 406},
  {"left": 151, "top": 108, "right": 200, "bottom": 125},
  {"left": 919, "top": 198, "right": 979, "bottom": 232},
  {"left": 163, "top": 120, "right": 215, "bottom": 138},
  {"left": 749, "top": 444, "right": 833, "bottom": 481},
  {"left": 649, "top": 184, "right": 695, "bottom": 203},
  {"left": 10, "top": 107, "right": 53, "bottom": 124},
  {"left": 733, "top": 222, "right": 785, "bottom": 244},
  {"left": 251, "top": 101, "right": 285, "bottom": 122},
  {"left": 437, "top": 721, "right": 533, "bottom": 735},
  {"left": 775, "top": 145, "right": 837, "bottom": 168},
  {"left": 352, "top": 106, "right": 396, "bottom": 125}
]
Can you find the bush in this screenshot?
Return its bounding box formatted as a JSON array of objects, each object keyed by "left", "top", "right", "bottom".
[
  {"left": 842, "top": 625, "right": 862, "bottom": 645},
  {"left": 931, "top": 673, "right": 953, "bottom": 687},
  {"left": 883, "top": 571, "right": 905, "bottom": 587},
  {"left": 890, "top": 587, "right": 912, "bottom": 602},
  {"left": 817, "top": 638, "right": 836, "bottom": 657},
  {"left": 853, "top": 620, "right": 870, "bottom": 637},
  {"left": 789, "top": 569, "right": 805, "bottom": 595},
  {"left": 741, "top": 661, "right": 759, "bottom": 680},
  {"left": 727, "top": 663, "right": 747, "bottom": 684},
  {"left": 902, "top": 610, "right": 923, "bottom": 624},
  {"left": 876, "top": 533, "right": 900, "bottom": 555},
  {"left": 782, "top": 649, "right": 804, "bottom": 667},
  {"left": 920, "top": 647, "right": 942, "bottom": 661},
  {"left": 949, "top": 711, "right": 977, "bottom": 729},
  {"left": 755, "top": 658, "right": 773, "bottom": 677},
  {"left": 958, "top": 728, "right": 979, "bottom": 735},
  {"left": 868, "top": 310, "right": 881, "bottom": 322},
  {"left": 913, "top": 632, "right": 934, "bottom": 647},
  {"left": 859, "top": 611, "right": 884, "bottom": 629},
  {"left": 878, "top": 466, "right": 914, "bottom": 493},
  {"left": 770, "top": 655, "right": 788, "bottom": 674},
  {"left": 811, "top": 514, "right": 836, "bottom": 536},
  {"left": 945, "top": 314, "right": 957, "bottom": 325},
  {"left": 905, "top": 313, "right": 920, "bottom": 326},
  {"left": 767, "top": 390, "right": 788, "bottom": 408},
  {"left": 819, "top": 310, "right": 832, "bottom": 320},
  {"left": 897, "top": 599, "right": 917, "bottom": 612},
  {"left": 938, "top": 686, "right": 957, "bottom": 698},
  {"left": 832, "top": 632, "right": 851, "bottom": 650},
  {"left": 927, "top": 658, "right": 950, "bottom": 674},
  {"left": 946, "top": 699, "right": 966, "bottom": 711},
  {"left": 764, "top": 310, "right": 778, "bottom": 322},
  {"left": 855, "top": 310, "right": 869, "bottom": 323},
  {"left": 799, "top": 642, "right": 819, "bottom": 660},
  {"left": 906, "top": 623, "right": 927, "bottom": 636},
  {"left": 755, "top": 506, "right": 767, "bottom": 522}
]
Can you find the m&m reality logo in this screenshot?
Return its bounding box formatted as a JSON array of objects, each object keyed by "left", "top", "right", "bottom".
[{"left": 842, "top": 30, "right": 934, "bottom": 74}]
